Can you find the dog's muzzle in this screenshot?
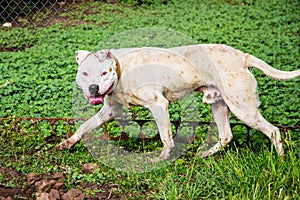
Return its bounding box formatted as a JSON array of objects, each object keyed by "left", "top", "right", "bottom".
[
  {"left": 85, "top": 83, "right": 114, "bottom": 105},
  {"left": 89, "top": 84, "right": 99, "bottom": 95}
]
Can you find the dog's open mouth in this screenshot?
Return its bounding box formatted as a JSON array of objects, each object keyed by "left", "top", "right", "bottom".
[{"left": 85, "top": 84, "right": 114, "bottom": 105}]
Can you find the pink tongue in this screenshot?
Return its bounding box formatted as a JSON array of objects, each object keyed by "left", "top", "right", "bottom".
[{"left": 89, "top": 96, "right": 104, "bottom": 105}]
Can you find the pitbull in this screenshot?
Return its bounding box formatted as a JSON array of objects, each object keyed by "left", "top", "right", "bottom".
[{"left": 59, "top": 44, "right": 300, "bottom": 161}]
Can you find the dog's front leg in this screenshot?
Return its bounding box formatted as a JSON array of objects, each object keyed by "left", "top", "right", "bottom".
[
  {"left": 59, "top": 97, "right": 122, "bottom": 150},
  {"left": 147, "top": 96, "right": 174, "bottom": 162}
]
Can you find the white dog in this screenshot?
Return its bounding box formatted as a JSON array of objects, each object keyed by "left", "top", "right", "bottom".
[{"left": 59, "top": 44, "right": 300, "bottom": 161}]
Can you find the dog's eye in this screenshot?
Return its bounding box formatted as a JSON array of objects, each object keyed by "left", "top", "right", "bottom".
[
  {"left": 102, "top": 72, "right": 107, "bottom": 76},
  {"left": 82, "top": 72, "right": 88, "bottom": 76}
]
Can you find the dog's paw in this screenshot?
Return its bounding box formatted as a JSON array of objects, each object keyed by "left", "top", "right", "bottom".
[
  {"left": 149, "top": 157, "right": 157, "bottom": 163},
  {"left": 58, "top": 139, "right": 76, "bottom": 150},
  {"left": 149, "top": 154, "right": 169, "bottom": 163},
  {"left": 150, "top": 154, "right": 171, "bottom": 163},
  {"left": 201, "top": 151, "right": 211, "bottom": 158},
  {"left": 149, "top": 157, "right": 162, "bottom": 163}
]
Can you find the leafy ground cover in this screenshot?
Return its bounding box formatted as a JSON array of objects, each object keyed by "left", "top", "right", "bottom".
[{"left": 0, "top": 0, "right": 299, "bottom": 199}]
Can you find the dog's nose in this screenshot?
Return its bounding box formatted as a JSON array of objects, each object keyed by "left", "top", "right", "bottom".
[{"left": 89, "top": 84, "right": 99, "bottom": 95}]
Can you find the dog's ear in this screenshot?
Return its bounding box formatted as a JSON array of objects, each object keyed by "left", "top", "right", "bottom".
[
  {"left": 107, "top": 51, "right": 113, "bottom": 59},
  {"left": 94, "top": 50, "right": 113, "bottom": 61},
  {"left": 75, "top": 50, "right": 91, "bottom": 66}
]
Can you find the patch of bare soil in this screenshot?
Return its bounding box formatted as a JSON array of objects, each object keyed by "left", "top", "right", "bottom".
[{"left": 0, "top": 166, "right": 121, "bottom": 200}]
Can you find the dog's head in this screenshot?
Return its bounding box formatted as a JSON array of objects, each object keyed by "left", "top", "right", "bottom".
[{"left": 75, "top": 50, "right": 120, "bottom": 105}]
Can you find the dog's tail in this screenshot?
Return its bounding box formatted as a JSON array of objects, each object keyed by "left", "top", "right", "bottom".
[{"left": 246, "top": 54, "right": 300, "bottom": 80}]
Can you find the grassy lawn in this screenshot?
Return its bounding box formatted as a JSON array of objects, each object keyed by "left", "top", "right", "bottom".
[{"left": 0, "top": 0, "right": 299, "bottom": 199}]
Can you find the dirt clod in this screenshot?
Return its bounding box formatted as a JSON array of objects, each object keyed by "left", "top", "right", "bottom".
[
  {"left": 36, "top": 179, "right": 57, "bottom": 193},
  {"left": 36, "top": 192, "right": 49, "bottom": 200},
  {"left": 0, "top": 167, "right": 122, "bottom": 199},
  {"left": 27, "top": 172, "right": 40, "bottom": 186},
  {"left": 0, "top": 196, "right": 14, "bottom": 200},
  {"left": 52, "top": 172, "right": 65, "bottom": 180},
  {"left": 82, "top": 163, "right": 98, "bottom": 174},
  {"left": 49, "top": 189, "right": 60, "bottom": 200},
  {"left": 61, "top": 189, "right": 84, "bottom": 200},
  {"left": 53, "top": 182, "right": 64, "bottom": 190}
]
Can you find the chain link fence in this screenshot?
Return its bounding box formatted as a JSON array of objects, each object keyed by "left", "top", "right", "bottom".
[
  {"left": 0, "top": 0, "right": 151, "bottom": 28},
  {"left": 0, "top": 0, "right": 116, "bottom": 27}
]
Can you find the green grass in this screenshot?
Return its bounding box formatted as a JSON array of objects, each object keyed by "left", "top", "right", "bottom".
[
  {"left": 0, "top": 0, "right": 299, "bottom": 121},
  {"left": 154, "top": 148, "right": 300, "bottom": 200},
  {"left": 0, "top": 117, "right": 299, "bottom": 199},
  {"left": 0, "top": 0, "right": 299, "bottom": 199}
]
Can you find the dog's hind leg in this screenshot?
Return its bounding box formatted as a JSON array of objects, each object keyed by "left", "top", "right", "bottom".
[
  {"left": 225, "top": 96, "right": 284, "bottom": 156},
  {"left": 58, "top": 96, "right": 122, "bottom": 150},
  {"left": 202, "top": 100, "right": 233, "bottom": 157},
  {"left": 235, "top": 110, "right": 283, "bottom": 156}
]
